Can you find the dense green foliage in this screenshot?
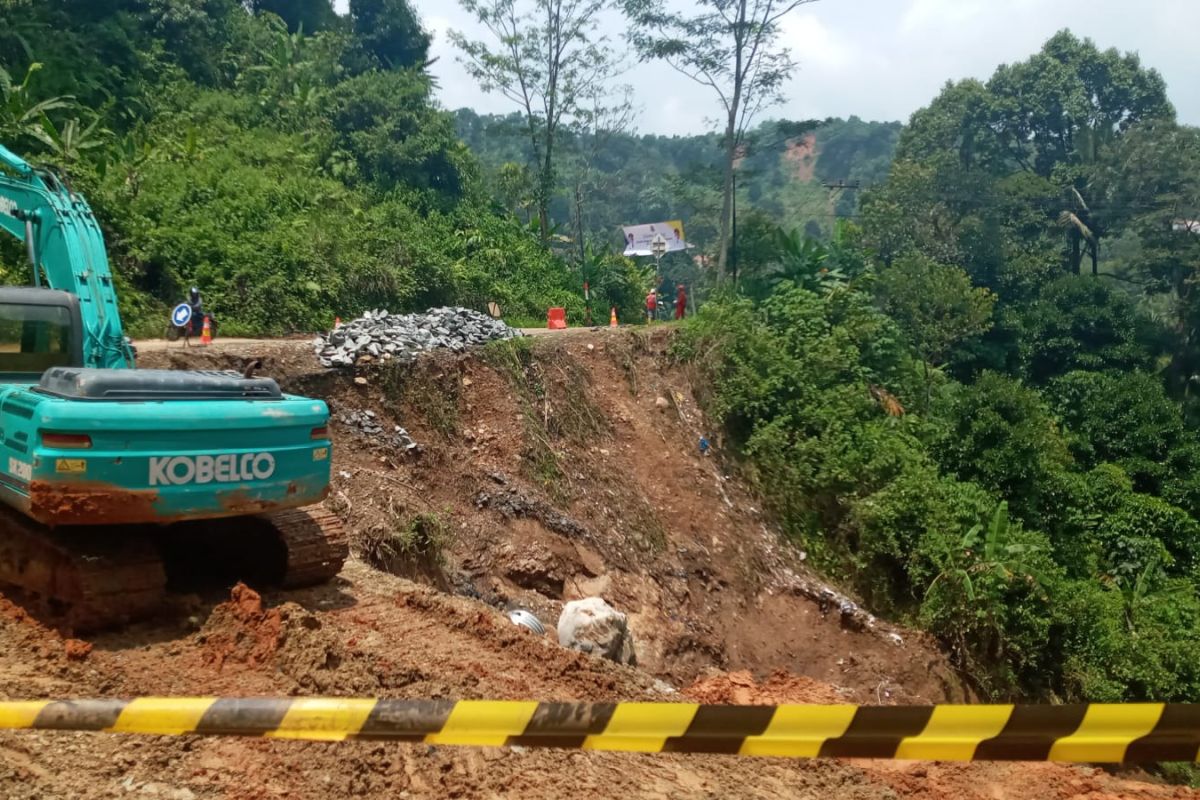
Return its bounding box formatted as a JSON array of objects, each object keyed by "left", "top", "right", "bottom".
[
  {"left": 679, "top": 31, "right": 1200, "bottom": 703},
  {"left": 0, "top": 0, "right": 641, "bottom": 333}
]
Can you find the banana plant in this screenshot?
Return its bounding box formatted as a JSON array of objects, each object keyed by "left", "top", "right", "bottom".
[
  {"left": 242, "top": 18, "right": 331, "bottom": 117},
  {"left": 926, "top": 502, "right": 1045, "bottom": 605},
  {"left": 31, "top": 113, "right": 111, "bottom": 172},
  {"left": 0, "top": 64, "right": 73, "bottom": 147},
  {"left": 770, "top": 227, "right": 848, "bottom": 293}
]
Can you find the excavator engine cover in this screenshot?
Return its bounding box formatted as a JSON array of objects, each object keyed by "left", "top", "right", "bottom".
[{"left": 36, "top": 368, "right": 282, "bottom": 401}]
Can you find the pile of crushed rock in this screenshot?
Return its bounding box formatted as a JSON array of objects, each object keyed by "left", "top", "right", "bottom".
[{"left": 314, "top": 307, "right": 522, "bottom": 367}]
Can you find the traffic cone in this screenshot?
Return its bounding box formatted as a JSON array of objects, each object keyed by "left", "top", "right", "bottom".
[
  {"left": 609, "top": 307, "right": 618, "bottom": 328},
  {"left": 200, "top": 314, "right": 212, "bottom": 346}
]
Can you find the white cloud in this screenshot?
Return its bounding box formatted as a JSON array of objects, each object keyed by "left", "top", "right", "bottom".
[
  {"left": 899, "top": 0, "right": 988, "bottom": 36},
  {"left": 780, "top": 13, "right": 855, "bottom": 71}
]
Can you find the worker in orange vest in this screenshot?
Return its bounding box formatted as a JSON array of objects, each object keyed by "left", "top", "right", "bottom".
[
  {"left": 645, "top": 288, "right": 658, "bottom": 323},
  {"left": 674, "top": 284, "right": 687, "bottom": 320}
]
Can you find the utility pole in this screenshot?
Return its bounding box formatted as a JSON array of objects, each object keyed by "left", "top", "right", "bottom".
[
  {"left": 651, "top": 234, "right": 668, "bottom": 322},
  {"left": 822, "top": 180, "right": 864, "bottom": 221}
]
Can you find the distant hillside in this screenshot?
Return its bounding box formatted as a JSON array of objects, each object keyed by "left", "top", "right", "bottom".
[{"left": 453, "top": 109, "right": 902, "bottom": 249}]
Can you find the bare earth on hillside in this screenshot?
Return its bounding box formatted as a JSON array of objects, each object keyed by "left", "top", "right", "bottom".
[{"left": 0, "top": 330, "right": 1190, "bottom": 798}]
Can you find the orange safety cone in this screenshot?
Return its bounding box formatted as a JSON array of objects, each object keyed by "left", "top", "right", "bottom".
[
  {"left": 200, "top": 314, "right": 212, "bottom": 346},
  {"left": 609, "top": 307, "right": 618, "bottom": 328}
]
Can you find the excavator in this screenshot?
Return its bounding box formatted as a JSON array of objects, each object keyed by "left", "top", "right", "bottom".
[{"left": 0, "top": 143, "right": 347, "bottom": 630}]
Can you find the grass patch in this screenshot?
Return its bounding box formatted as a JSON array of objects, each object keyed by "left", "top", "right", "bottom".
[
  {"left": 484, "top": 337, "right": 609, "bottom": 497},
  {"left": 503, "top": 314, "right": 546, "bottom": 329},
  {"left": 359, "top": 509, "right": 450, "bottom": 573},
  {"left": 1151, "top": 763, "right": 1200, "bottom": 789},
  {"left": 628, "top": 501, "right": 667, "bottom": 552},
  {"left": 607, "top": 329, "right": 654, "bottom": 396},
  {"left": 380, "top": 361, "right": 460, "bottom": 438}
]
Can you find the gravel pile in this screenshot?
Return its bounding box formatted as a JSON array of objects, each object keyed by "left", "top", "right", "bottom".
[
  {"left": 339, "top": 408, "right": 419, "bottom": 452},
  {"left": 314, "top": 307, "right": 522, "bottom": 367}
]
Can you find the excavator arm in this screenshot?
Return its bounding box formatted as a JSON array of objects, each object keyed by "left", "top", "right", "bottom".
[{"left": 0, "top": 144, "right": 132, "bottom": 369}]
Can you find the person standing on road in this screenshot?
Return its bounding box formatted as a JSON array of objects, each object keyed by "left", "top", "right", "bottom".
[
  {"left": 645, "top": 288, "right": 657, "bottom": 324},
  {"left": 674, "top": 284, "right": 687, "bottom": 320},
  {"left": 183, "top": 286, "right": 204, "bottom": 345},
  {"left": 187, "top": 287, "right": 204, "bottom": 335}
]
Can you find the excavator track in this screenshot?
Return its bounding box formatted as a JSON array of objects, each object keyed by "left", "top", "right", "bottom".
[
  {"left": 0, "top": 506, "right": 167, "bottom": 632},
  {"left": 0, "top": 505, "right": 347, "bottom": 632},
  {"left": 157, "top": 504, "right": 349, "bottom": 593},
  {"left": 257, "top": 506, "right": 349, "bottom": 588}
]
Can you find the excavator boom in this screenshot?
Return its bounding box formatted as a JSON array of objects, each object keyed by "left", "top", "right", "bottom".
[{"left": 0, "top": 144, "right": 131, "bottom": 369}]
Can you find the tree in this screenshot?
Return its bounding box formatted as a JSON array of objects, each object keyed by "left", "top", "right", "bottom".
[
  {"left": 327, "top": 71, "right": 472, "bottom": 207},
  {"left": 1012, "top": 275, "right": 1157, "bottom": 384},
  {"left": 893, "top": 31, "right": 1175, "bottom": 279},
  {"left": 1095, "top": 120, "right": 1200, "bottom": 396},
  {"left": 240, "top": 16, "right": 342, "bottom": 121},
  {"left": 346, "top": 0, "right": 431, "bottom": 72},
  {"left": 494, "top": 161, "right": 536, "bottom": 222},
  {"left": 565, "top": 84, "right": 635, "bottom": 263},
  {"left": 622, "top": 0, "right": 818, "bottom": 279},
  {"left": 249, "top": 0, "right": 338, "bottom": 33},
  {"left": 1047, "top": 370, "right": 1199, "bottom": 506},
  {"left": 874, "top": 254, "right": 995, "bottom": 405},
  {"left": 450, "top": 0, "right": 617, "bottom": 239}
]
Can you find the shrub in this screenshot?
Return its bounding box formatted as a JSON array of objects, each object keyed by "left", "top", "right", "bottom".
[
  {"left": 1013, "top": 276, "right": 1157, "bottom": 384},
  {"left": 1048, "top": 370, "right": 1200, "bottom": 512},
  {"left": 932, "top": 371, "right": 1072, "bottom": 524}
]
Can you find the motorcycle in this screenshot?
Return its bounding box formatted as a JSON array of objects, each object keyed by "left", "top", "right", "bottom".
[{"left": 165, "top": 311, "right": 218, "bottom": 343}]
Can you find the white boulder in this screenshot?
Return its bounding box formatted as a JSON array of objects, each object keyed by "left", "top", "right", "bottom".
[{"left": 557, "top": 597, "right": 636, "bottom": 666}]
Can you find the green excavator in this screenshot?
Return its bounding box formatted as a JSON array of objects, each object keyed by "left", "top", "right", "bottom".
[{"left": 0, "top": 144, "right": 347, "bottom": 629}]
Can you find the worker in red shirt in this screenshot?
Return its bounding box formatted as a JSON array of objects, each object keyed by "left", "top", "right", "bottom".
[
  {"left": 674, "top": 284, "right": 687, "bottom": 320},
  {"left": 645, "top": 288, "right": 657, "bottom": 323}
]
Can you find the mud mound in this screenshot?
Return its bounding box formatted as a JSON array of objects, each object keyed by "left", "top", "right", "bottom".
[
  {"left": 199, "top": 583, "right": 283, "bottom": 669},
  {"left": 684, "top": 669, "right": 847, "bottom": 705},
  {"left": 198, "top": 583, "right": 382, "bottom": 694}
]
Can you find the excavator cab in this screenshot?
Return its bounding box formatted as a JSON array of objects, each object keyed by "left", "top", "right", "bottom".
[{"left": 0, "top": 288, "right": 82, "bottom": 376}]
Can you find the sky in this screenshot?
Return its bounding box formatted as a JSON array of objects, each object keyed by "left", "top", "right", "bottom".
[{"left": 335, "top": 0, "right": 1200, "bottom": 135}]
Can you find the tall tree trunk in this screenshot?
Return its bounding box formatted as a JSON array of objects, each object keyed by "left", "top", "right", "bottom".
[
  {"left": 574, "top": 180, "right": 586, "bottom": 264},
  {"left": 1069, "top": 230, "right": 1081, "bottom": 275},
  {"left": 717, "top": 0, "right": 747, "bottom": 281},
  {"left": 1089, "top": 239, "right": 1099, "bottom": 276},
  {"left": 716, "top": 113, "right": 737, "bottom": 280},
  {"left": 537, "top": 127, "right": 555, "bottom": 240},
  {"left": 922, "top": 359, "right": 931, "bottom": 412},
  {"left": 523, "top": 110, "right": 548, "bottom": 239},
  {"left": 537, "top": 182, "right": 551, "bottom": 240}
]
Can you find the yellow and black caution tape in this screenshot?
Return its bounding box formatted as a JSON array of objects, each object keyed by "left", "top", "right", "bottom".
[{"left": 0, "top": 699, "right": 1198, "bottom": 762}]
